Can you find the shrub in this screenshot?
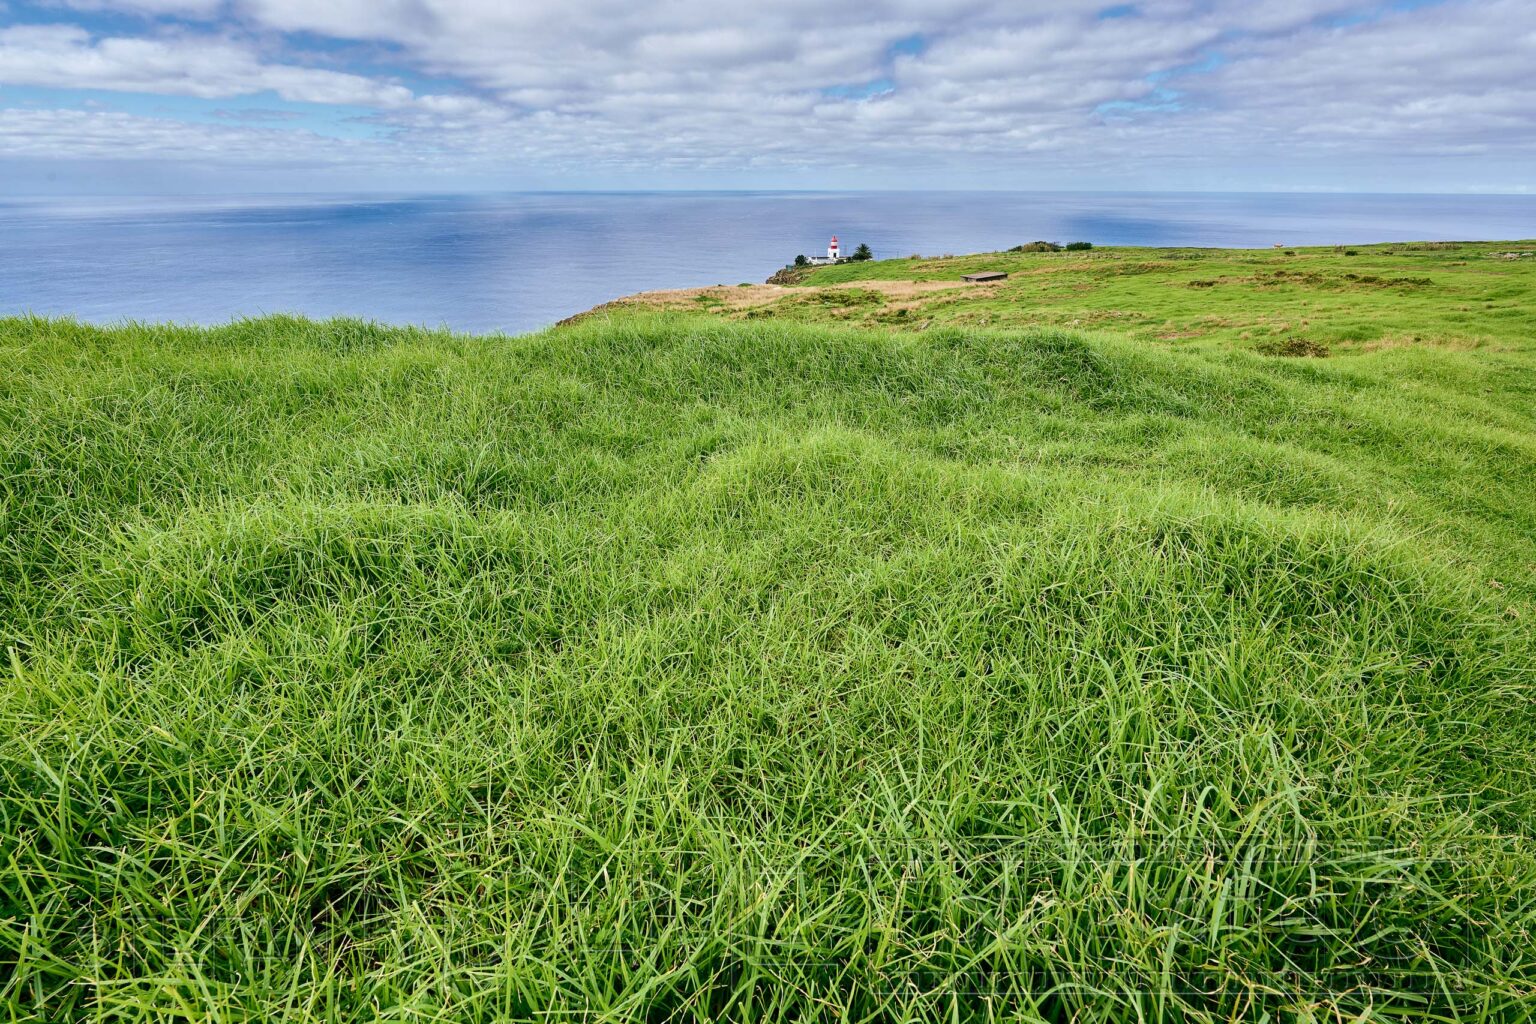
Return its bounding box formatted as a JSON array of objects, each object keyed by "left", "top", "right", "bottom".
[
  {"left": 799, "top": 288, "right": 883, "bottom": 308},
  {"left": 794, "top": 254, "right": 809, "bottom": 267},
  {"left": 1011, "top": 241, "right": 1063, "bottom": 253},
  {"left": 1256, "top": 336, "right": 1331, "bottom": 357},
  {"left": 1064, "top": 241, "right": 1093, "bottom": 251}
]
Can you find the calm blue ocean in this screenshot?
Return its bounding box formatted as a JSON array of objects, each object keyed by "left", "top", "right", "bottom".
[{"left": 3, "top": 191, "right": 1533, "bottom": 335}]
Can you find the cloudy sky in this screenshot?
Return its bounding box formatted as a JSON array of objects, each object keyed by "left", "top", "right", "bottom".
[{"left": 1, "top": 0, "right": 1532, "bottom": 194}]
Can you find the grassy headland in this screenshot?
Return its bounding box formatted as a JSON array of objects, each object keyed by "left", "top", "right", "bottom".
[
  {"left": 3, "top": 240, "right": 1536, "bottom": 1021},
  {"left": 607, "top": 239, "right": 1536, "bottom": 356}
]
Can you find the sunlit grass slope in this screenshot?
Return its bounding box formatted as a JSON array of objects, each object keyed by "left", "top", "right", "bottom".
[
  {"left": 3, "top": 309, "right": 1535, "bottom": 1021},
  {"left": 743, "top": 240, "right": 1536, "bottom": 355}
]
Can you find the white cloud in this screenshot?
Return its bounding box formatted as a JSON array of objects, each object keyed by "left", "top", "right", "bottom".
[
  {"left": 1, "top": 0, "right": 1533, "bottom": 188},
  {"left": 51, "top": 0, "right": 224, "bottom": 14},
  {"left": 0, "top": 24, "right": 407, "bottom": 105},
  {"left": 0, "top": 105, "right": 377, "bottom": 161}
]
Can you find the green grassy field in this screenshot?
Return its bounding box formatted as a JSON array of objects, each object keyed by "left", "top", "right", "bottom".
[
  {"left": 748, "top": 240, "right": 1536, "bottom": 356},
  {"left": 3, "top": 241, "right": 1536, "bottom": 1021}
]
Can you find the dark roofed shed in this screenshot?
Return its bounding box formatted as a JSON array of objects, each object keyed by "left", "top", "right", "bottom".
[{"left": 962, "top": 271, "right": 1008, "bottom": 283}]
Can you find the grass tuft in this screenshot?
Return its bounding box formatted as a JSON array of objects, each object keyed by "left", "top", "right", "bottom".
[{"left": 2, "top": 307, "right": 1535, "bottom": 1021}]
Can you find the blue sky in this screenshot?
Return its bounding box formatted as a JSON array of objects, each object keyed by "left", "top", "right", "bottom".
[{"left": 0, "top": 0, "right": 1531, "bottom": 194}]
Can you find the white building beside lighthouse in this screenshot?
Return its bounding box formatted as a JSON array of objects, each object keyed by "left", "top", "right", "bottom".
[{"left": 805, "top": 235, "right": 846, "bottom": 266}]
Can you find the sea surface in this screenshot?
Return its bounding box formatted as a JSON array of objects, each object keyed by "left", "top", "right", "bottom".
[{"left": 3, "top": 191, "right": 1534, "bottom": 335}]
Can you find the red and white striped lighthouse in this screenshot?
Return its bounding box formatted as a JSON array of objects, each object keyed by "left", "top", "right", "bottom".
[{"left": 828, "top": 236, "right": 840, "bottom": 260}]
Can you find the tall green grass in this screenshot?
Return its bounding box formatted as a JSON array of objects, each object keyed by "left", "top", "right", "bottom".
[{"left": 2, "top": 312, "right": 1534, "bottom": 1021}]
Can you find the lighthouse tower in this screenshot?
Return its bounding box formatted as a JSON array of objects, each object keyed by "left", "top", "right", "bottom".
[{"left": 828, "top": 236, "right": 840, "bottom": 261}]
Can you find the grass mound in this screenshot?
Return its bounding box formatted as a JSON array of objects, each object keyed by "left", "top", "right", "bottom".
[{"left": 3, "top": 313, "right": 1535, "bottom": 1021}]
